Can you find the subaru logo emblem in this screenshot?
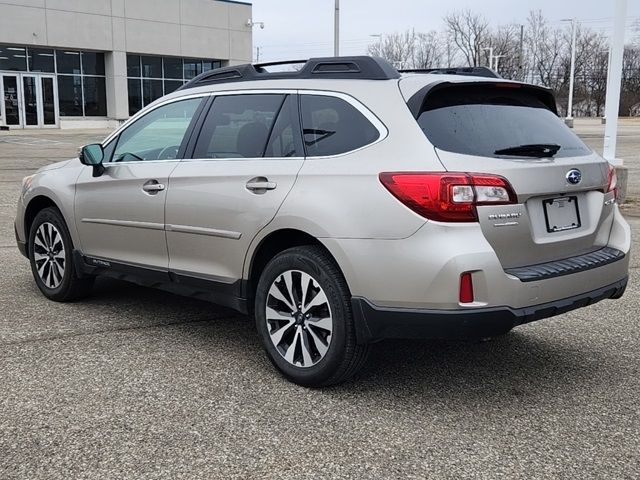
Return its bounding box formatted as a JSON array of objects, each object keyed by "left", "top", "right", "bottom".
[{"left": 566, "top": 169, "right": 582, "bottom": 185}]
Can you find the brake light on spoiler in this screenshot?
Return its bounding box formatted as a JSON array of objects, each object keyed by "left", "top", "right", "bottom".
[{"left": 379, "top": 172, "right": 517, "bottom": 222}]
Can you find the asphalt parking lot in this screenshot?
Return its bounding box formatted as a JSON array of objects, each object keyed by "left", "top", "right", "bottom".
[{"left": 1, "top": 122, "right": 639, "bottom": 479}]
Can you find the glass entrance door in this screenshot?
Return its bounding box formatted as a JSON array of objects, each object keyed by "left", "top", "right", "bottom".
[
  {"left": 1, "top": 74, "right": 21, "bottom": 127},
  {"left": 22, "top": 75, "right": 38, "bottom": 126},
  {"left": 0, "top": 73, "right": 58, "bottom": 128},
  {"left": 41, "top": 77, "right": 57, "bottom": 126}
]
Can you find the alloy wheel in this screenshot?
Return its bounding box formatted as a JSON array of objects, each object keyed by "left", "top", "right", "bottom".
[
  {"left": 33, "top": 222, "right": 66, "bottom": 289},
  {"left": 265, "top": 270, "right": 333, "bottom": 368}
]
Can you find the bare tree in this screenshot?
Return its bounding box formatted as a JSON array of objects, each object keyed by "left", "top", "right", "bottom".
[
  {"left": 413, "top": 31, "right": 446, "bottom": 69},
  {"left": 621, "top": 45, "right": 640, "bottom": 115},
  {"left": 366, "top": 8, "right": 640, "bottom": 118},
  {"left": 444, "top": 10, "right": 490, "bottom": 66},
  {"left": 367, "top": 30, "right": 416, "bottom": 69},
  {"left": 525, "top": 11, "right": 565, "bottom": 92},
  {"left": 368, "top": 30, "right": 446, "bottom": 70},
  {"left": 487, "top": 24, "right": 521, "bottom": 78}
]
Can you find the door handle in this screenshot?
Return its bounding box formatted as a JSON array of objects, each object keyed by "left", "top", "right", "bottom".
[
  {"left": 246, "top": 177, "right": 277, "bottom": 193},
  {"left": 142, "top": 180, "right": 165, "bottom": 193}
]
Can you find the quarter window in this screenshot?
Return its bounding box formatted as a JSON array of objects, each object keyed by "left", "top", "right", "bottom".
[
  {"left": 194, "top": 94, "right": 292, "bottom": 159},
  {"left": 300, "top": 95, "right": 380, "bottom": 157},
  {"left": 111, "top": 98, "right": 202, "bottom": 162}
]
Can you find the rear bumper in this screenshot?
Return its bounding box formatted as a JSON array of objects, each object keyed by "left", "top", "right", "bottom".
[{"left": 352, "top": 277, "right": 628, "bottom": 344}]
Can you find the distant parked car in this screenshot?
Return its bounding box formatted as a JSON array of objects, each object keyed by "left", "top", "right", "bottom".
[{"left": 15, "top": 57, "right": 630, "bottom": 386}]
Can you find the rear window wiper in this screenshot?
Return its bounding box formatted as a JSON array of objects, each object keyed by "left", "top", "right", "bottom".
[{"left": 494, "top": 143, "right": 561, "bottom": 157}]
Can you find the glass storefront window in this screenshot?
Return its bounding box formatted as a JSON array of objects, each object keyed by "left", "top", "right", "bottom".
[
  {"left": 57, "top": 75, "right": 83, "bottom": 116},
  {"left": 127, "top": 78, "right": 142, "bottom": 116},
  {"left": 127, "top": 55, "right": 141, "bottom": 77},
  {"left": 83, "top": 76, "right": 107, "bottom": 116},
  {"left": 183, "top": 59, "right": 202, "bottom": 80},
  {"left": 164, "top": 80, "right": 183, "bottom": 95},
  {"left": 27, "top": 48, "right": 55, "bottom": 73},
  {"left": 0, "top": 46, "right": 27, "bottom": 71},
  {"left": 81, "top": 52, "right": 105, "bottom": 76},
  {"left": 143, "top": 79, "right": 163, "bottom": 106},
  {"left": 126, "top": 54, "right": 220, "bottom": 116},
  {"left": 56, "top": 50, "right": 81, "bottom": 74},
  {"left": 163, "top": 57, "right": 183, "bottom": 79},
  {"left": 0, "top": 44, "right": 106, "bottom": 118},
  {"left": 142, "top": 56, "right": 162, "bottom": 78}
]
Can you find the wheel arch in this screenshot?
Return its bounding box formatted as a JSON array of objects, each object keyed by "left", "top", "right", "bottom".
[
  {"left": 244, "top": 228, "right": 350, "bottom": 300},
  {"left": 23, "top": 195, "right": 63, "bottom": 256}
]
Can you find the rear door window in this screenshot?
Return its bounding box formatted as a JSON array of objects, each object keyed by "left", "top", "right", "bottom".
[
  {"left": 300, "top": 95, "right": 380, "bottom": 157},
  {"left": 193, "top": 94, "right": 287, "bottom": 159},
  {"left": 415, "top": 85, "right": 591, "bottom": 158}
]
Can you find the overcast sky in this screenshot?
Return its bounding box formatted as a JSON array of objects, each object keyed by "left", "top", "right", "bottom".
[{"left": 250, "top": 0, "right": 640, "bottom": 62}]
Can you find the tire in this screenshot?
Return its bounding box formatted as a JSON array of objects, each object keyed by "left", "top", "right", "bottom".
[
  {"left": 255, "top": 246, "right": 369, "bottom": 387},
  {"left": 28, "top": 207, "right": 94, "bottom": 302}
]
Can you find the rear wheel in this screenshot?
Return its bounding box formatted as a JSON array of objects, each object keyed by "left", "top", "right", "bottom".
[
  {"left": 255, "top": 246, "right": 369, "bottom": 387},
  {"left": 28, "top": 207, "right": 93, "bottom": 302}
]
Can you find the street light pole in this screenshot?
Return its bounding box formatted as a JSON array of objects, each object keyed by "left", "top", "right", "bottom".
[
  {"left": 562, "top": 18, "right": 578, "bottom": 126},
  {"left": 334, "top": 0, "right": 340, "bottom": 56},
  {"left": 603, "top": 0, "right": 628, "bottom": 166}
]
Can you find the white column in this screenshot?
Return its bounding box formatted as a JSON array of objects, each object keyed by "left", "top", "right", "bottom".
[
  {"left": 603, "top": 0, "right": 627, "bottom": 165},
  {"left": 104, "top": 51, "right": 129, "bottom": 121}
]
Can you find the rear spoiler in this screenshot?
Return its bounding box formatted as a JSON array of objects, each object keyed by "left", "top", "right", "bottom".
[{"left": 405, "top": 81, "right": 558, "bottom": 118}]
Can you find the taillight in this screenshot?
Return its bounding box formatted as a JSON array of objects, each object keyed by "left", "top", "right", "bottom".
[
  {"left": 606, "top": 163, "right": 618, "bottom": 197},
  {"left": 379, "top": 172, "right": 517, "bottom": 222}
]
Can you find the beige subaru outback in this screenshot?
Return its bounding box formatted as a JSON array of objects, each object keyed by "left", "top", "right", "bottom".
[{"left": 15, "top": 57, "right": 630, "bottom": 386}]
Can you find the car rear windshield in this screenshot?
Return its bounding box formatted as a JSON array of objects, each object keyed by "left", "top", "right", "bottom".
[{"left": 415, "top": 85, "right": 591, "bottom": 158}]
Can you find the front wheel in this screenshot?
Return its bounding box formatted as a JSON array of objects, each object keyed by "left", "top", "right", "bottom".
[
  {"left": 28, "top": 207, "right": 94, "bottom": 302},
  {"left": 255, "top": 246, "right": 369, "bottom": 387}
]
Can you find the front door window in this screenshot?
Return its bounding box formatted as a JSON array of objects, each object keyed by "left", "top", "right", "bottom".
[{"left": 110, "top": 97, "right": 203, "bottom": 162}]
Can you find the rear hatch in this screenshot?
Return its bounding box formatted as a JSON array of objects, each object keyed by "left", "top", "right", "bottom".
[{"left": 402, "top": 79, "right": 615, "bottom": 269}]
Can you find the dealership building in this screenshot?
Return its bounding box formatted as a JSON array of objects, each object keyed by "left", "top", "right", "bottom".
[{"left": 0, "top": 0, "right": 252, "bottom": 129}]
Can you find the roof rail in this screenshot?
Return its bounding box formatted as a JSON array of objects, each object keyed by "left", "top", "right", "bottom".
[
  {"left": 399, "top": 66, "right": 501, "bottom": 79},
  {"left": 178, "top": 56, "right": 401, "bottom": 90}
]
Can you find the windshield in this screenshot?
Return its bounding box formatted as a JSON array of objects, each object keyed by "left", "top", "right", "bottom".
[{"left": 415, "top": 85, "right": 591, "bottom": 159}]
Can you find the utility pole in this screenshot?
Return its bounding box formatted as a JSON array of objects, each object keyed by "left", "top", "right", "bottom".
[
  {"left": 562, "top": 18, "right": 578, "bottom": 126},
  {"left": 483, "top": 47, "right": 494, "bottom": 69},
  {"left": 518, "top": 24, "right": 524, "bottom": 80},
  {"left": 255, "top": 46, "right": 260, "bottom": 63},
  {"left": 603, "top": 0, "right": 627, "bottom": 167},
  {"left": 334, "top": 0, "right": 340, "bottom": 56}
]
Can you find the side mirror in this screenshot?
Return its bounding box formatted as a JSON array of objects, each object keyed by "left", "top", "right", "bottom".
[{"left": 79, "top": 143, "right": 105, "bottom": 177}]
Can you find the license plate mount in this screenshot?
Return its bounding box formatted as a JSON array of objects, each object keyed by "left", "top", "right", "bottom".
[{"left": 543, "top": 196, "right": 581, "bottom": 233}]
